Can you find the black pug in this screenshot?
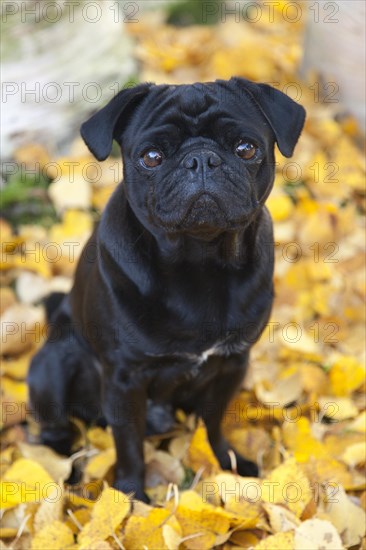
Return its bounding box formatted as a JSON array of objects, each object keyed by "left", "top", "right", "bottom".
[{"left": 28, "top": 77, "right": 305, "bottom": 502}]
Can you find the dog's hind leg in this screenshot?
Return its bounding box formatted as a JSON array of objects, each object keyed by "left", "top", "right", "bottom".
[{"left": 27, "top": 298, "right": 100, "bottom": 455}]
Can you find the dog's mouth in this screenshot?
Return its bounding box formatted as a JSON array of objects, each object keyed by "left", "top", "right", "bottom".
[
  {"left": 181, "top": 193, "right": 226, "bottom": 226},
  {"left": 150, "top": 190, "right": 260, "bottom": 239}
]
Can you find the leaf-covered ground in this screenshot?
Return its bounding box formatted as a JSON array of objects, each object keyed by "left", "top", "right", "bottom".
[{"left": 1, "top": 5, "right": 366, "bottom": 550}]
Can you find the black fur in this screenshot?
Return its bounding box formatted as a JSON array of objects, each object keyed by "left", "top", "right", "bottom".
[{"left": 28, "top": 77, "right": 305, "bottom": 501}]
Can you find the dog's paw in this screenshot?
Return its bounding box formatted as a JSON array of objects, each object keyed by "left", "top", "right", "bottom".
[
  {"left": 113, "top": 478, "right": 149, "bottom": 503},
  {"left": 234, "top": 453, "right": 259, "bottom": 477},
  {"left": 216, "top": 447, "right": 259, "bottom": 477}
]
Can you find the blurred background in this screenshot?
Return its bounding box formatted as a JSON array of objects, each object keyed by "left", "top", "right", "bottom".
[
  {"left": 1, "top": 0, "right": 365, "bottom": 227},
  {"left": 1, "top": 2, "right": 366, "bottom": 544}
]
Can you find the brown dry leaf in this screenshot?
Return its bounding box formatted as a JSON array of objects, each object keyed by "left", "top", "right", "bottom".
[
  {"left": 30, "top": 520, "right": 74, "bottom": 550},
  {"left": 294, "top": 518, "right": 344, "bottom": 549},
  {"left": 0, "top": 303, "right": 45, "bottom": 355},
  {"left": 78, "top": 487, "right": 130, "bottom": 548},
  {"left": 0, "top": 287, "right": 16, "bottom": 315},
  {"left": 226, "top": 427, "right": 272, "bottom": 464},
  {"left": 261, "top": 458, "right": 313, "bottom": 517},
  {"left": 229, "top": 530, "right": 260, "bottom": 547},
  {"left": 145, "top": 449, "right": 185, "bottom": 487},
  {"left": 18, "top": 442, "right": 72, "bottom": 482},
  {"left": 14, "top": 143, "right": 50, "bottom": 170},
  {"left": 187, "top": 418, "right": 220, "bottom": 476}
]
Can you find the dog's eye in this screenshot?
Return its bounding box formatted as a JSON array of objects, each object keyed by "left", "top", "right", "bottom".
[
  {"left": 141, "top": 149, "right": 163, "bottom": 168},
  {"left": 235, "top": 141, "right": 257, "bottom": 160}
]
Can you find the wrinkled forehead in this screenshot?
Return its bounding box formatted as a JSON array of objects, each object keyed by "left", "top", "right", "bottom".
[{"left": 127, "top": 82, "right": 268, "bottom": 137}]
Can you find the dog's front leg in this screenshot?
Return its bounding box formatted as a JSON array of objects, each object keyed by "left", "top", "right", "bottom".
[
  {"left": 103, "top": 369, "right": 148, "bottom": 502},
  {"left": 199, "top": 352, "right": 259, "bottom": 477}
]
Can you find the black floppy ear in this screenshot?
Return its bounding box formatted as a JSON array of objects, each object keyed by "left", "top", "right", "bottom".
[
  {"left": 230, "top": 77, "right": 306, "bottom": 157},
  {"left": 80, "top": 83, "right": 153, "bottom": 161}
]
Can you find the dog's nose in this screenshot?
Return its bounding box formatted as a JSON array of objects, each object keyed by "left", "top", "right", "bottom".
[{"left": 183, "top": 151, "right": 222, "bottom": 171}]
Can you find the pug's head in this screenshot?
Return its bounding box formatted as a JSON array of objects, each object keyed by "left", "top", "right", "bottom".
[{"left": 81, "top": 78, "right": 305, "bottom": 239}]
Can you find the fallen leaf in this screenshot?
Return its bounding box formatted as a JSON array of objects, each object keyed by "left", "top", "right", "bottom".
[
  {"left": 0, "top": 458, "right": 54, "bottom": 509},
  {"left": 85, "top": 448, "right": 116, "bottom": 480},
  {"left": 18, "top": 442, "right": 73, "bottom": 482},
  {"left": 0, "top": 304, "right": 45, "bottom": 355},
  {"left": 33, "top": 483, "right": 64, "bottom": 532},
  {"left": 31, "top": 520, "right": 74, "bottom": 550},
  {"left": 324, "top": 484, "right": 366, "bottom": 547},
  {"left": 263, "top": 502, "right": 300, "bottom": 532},
  {"left": 78, "top": 487, "right": 130, "bottom": 548},
  {"left": 123, "top": 508, "right": 172, "bottom": 550},
  {"left": 318, "top": 396, "right": 359, "bottom": 421},
  {"left": 261, "top": 458, "right": 313, "bottom": 517},
  {"left": 294, "top": 518, "right": 344, "bottom": 549},
  {"left": 187, "top": 418, "right": 220, "bottom": 476},
  {"left": 254, "top": 531, "right": 295, "bottom": 549}
]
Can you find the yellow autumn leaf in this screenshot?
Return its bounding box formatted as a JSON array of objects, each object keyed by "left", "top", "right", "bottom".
[
  {"left": 1, "top": 378, "right": 28, "bottom": 404},
  {"left": 341, "top": 442, "right": 366, "bottom": 467},
  {"left": 78, "top": 487, "right": 130, "bottom": 548},
  {"left": 162, "top": 523, "right": 182, "bottom": 550},
  {"left": 85, "top": 448, "right": 116, "bottom": 479},
  {"left": 261, "top": 458, "right": 313, "bottom": 517},
  {"left": 254, "top": 531, "right": 295, "bottom": 549},
  {"left": 267, "top": 194, "right": 294, "bottom": 222},
  {"left": 0, "top": 458, "right": 54, "bottom": 509},
  {"left": 187, "top": 418, "right": 220, "bottom": 476},
  {"left": 176, "top": 503, "right": 230, "bottom": 550},
  {"left": 318, "top": 396, "right": 359, "bottom": 421},
  {"left": 123, "top": 508, "right": 172, "bottom": 550},
  {"left": 282, "top": 417, "right": 328, "bottom": 462},
  {"left": 329, "top": 356, "right": 366, "bottom": 396},
  {"left": 0, "top": 350, "right": 34, "bottom": 379},
  {"left": 34, "top": 483, "right": 64, "bottom": 533},
  {"left": 49, "top": 209, "right": 92, "bottom": 241},
  {"left": 87, "top": 426, "right": 114, "bottom": 450},
  {"left": 18, "top": 442, "right": 72, "bottom": 482},
  {"left": 31, "top": 520, "right": 74, "bottom": 550},
  {"left": 177, "top": 488, "right": 251, "bottom": 530},
  {"left": 348, "top": 411, "right": 366, "bottom": 433}
]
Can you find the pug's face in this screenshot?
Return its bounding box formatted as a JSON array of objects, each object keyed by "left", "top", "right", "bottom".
[{"left": 81, "top": 78, "right": 305, "bottom": 239}]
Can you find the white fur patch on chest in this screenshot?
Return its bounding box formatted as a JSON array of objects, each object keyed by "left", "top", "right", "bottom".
[{"left": 186, "top": 340, "right": 250, "bottom": 365}]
